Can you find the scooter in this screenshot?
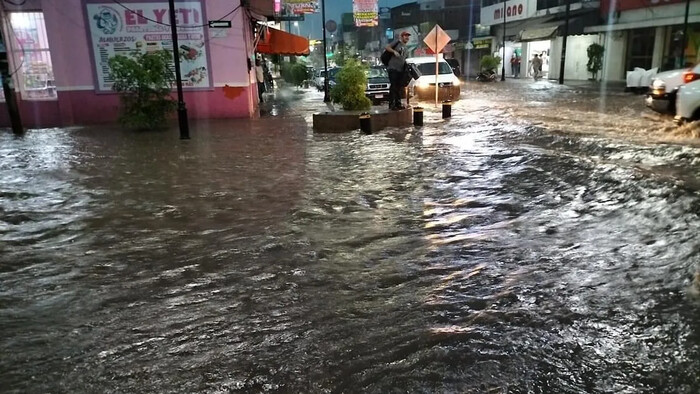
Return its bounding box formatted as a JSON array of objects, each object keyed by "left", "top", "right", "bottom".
[{"left": 476, "top": 69, "right": 497, "bottom": 82}]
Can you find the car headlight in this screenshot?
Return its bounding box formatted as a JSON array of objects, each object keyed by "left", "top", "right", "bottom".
[
  {"left": 651, "top": 79, "right": 666, "bottom": 89},
  {"left": 417, "top": 80, "right": 429, "bottom": 89}
]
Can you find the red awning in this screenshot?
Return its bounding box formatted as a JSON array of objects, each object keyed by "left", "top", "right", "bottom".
[{"left": 256, "top": 27, "right": 310, "bottom": 56}]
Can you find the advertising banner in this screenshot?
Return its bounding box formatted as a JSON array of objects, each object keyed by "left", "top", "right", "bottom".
[
  {"left": 85, "top": 0, "right": 212, "bottom": 92},
  {"left": 353, "top": 0, "right": 378, "bottom": 27},
  {"left": 284, "top": 0, "right": 318, "bottom": 15}
]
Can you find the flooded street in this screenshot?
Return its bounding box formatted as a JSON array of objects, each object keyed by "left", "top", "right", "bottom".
[{"left": 1, "top": 82, "right": 699, "bottom": 393}]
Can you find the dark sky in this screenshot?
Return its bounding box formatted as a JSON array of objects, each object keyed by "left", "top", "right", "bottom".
[{"left": 296, "top": 0, "right": 411, "bottom": 39}]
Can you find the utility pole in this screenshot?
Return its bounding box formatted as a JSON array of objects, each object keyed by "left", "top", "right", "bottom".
[
  {"left": 0, "top": 21, "right": 23, "bottom": 135},
  {"left": 558, "top": 0, "right": 570, "bottom": 84},
  {"left": 321, "top": 0, "right": 330, "bottom": 102},
  {"left": 501, "top": 1, "right": 506, "bottom": 81},
  {"left": 680, "top": 0, "right": 691, "bottom": 68},
  {"left": 168, "top": 0, "right": 190, "bottom": 139}
]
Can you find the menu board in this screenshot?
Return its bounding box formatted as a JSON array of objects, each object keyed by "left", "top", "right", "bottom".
[{"left": 85, "top": 0, "right": 211, "bottom": 92}]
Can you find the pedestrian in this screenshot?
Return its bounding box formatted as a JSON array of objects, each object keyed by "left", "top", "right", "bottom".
[
  {"left": 510, "top": 54, "right": 516, "bottom": 77},
  {"left": 261, "top": 56, "right": 273, "bottom": 91},
  {"left": 255, "top": 58, "right": 265, "bottom": 103},
  {"left": 531, "top": 54, "right": 543, "bottom": 80},
  {"left": 384, "top": 31, "right": 411, "bottom": 110},
  {"left": 514, "top": 55, "right": 521, "bottom": 78}
]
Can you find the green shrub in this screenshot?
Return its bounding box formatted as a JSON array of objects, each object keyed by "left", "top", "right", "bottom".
[
  {"left": 480, "top": 55, "right": 501, "bottom": 72},
  {"left": 108, "top": 50, "right": 176, "bottom": 130},
  {"left": 330, "top": 59, "right": 371, "bottom": 111},
  {"left": 281, "top": 61, "right": 308, "bottom": 87},
  {"left": 587, "top": 43, "right": 604, "bottom": 81}
]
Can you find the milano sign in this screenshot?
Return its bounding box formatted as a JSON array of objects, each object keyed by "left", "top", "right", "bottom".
[{"left": 480, "top": 0, "right": 534, "bottom": 26}]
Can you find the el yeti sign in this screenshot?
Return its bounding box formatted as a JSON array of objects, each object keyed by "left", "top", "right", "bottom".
[
  {"left": 85, "top": 0, "right": 212, "bottom": 91},
  {"left": 480, "top": 0, "right": 533, "bottom": 26}
]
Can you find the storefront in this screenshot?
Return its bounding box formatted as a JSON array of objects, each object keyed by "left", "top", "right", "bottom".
[
  {"left": 0, "top": 0, "right": 264, "bottom": 128},
  {"left": 585, "top": 0, "right": 700, "bottom": 80}
]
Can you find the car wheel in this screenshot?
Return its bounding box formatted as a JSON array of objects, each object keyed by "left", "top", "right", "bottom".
[{"left": 692, "top": 108, "right": 700, "bottom": 122}]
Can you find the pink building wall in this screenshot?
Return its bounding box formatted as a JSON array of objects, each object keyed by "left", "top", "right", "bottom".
[{"left": 0, "top": 0, "right": 256, "bottom": 128}]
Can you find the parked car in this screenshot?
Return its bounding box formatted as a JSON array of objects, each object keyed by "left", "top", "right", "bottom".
[
  {"left": 406, "top": 56, "right": 461, "bottom": 101},
  {"left": 445, "top": 58, "right": 461, "bottom": 77},
  {"left": 645, "top": 68, "right": 686, "bottom": 114},
  {"left": 675, "top": 64, "right": 700, "bottom": 124},
  {"left": 326, "top": 67, "right": 341, "bottom": 89},
  {"left": 365, "top": 66, "right": 390, "bottom": 105},
  {"left": 313, "top": 70, "right": 326, "bottom": 91}
]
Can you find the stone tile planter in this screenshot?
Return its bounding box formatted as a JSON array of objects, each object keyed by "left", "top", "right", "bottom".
[{"left": 313, "top": 107, "right": 413, "bottom": 133}]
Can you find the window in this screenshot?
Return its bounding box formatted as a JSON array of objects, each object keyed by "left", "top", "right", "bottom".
[
  {"left": 3, "top": 12, "right": 56, "bottom": 101},
  {"left": 482, "top": 0, "right": 501, "bottom": 7},
  {"left": 626, "top": 28, "right": 655, "bottom": 71},
  {"left": 415, "top": 62, "right": 454, "bottom": 75},
  {"left": 537, "top": 0, "right": 568, "bottom": 10},
  {"left": 366, "top": 67, "right": 388, "bottom": 78},
  {"left": 661, "top": 24, "right": 700, "bottom": 71}
]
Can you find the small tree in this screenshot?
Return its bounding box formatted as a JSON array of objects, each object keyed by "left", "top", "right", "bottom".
[
  {"left": 587, "top": 43, "right": 604, "bottom": 81},
  {"left": 480, "top": 55, "right": 501, "bottom": 72},
  {"left": 281, "top": 62, "right": 308, "bottom": 89},
  {"left": 108, "top": 50, "right": 175, "bottom": 130},
  {"left": 331, "top": 59, "right": 371, "bottom": 111}
]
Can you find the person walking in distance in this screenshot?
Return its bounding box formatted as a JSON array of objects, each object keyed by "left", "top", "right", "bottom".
[
  {"left": 255, "top": 58, "right": 265, "bottom": 103},
  {"left": 532, "top": 54, "right": 543, "bottom": 80},
  {"left": 384, "top": 31, "right": 410, "bottom": 110}
]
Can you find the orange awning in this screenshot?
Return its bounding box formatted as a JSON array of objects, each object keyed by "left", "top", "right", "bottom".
[{"left": 256, "top": 27, "right": 310, "bottom": 56}]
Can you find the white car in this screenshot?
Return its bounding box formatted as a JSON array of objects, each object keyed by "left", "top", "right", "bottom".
[
  {"left": 645, "top": 68, "right": 686, "bottom": 114},
  {"left": 406, "top": 55, "right": 461, "bottom": 101},
  {"left": 675, "top": 64, "right": 700, "bottom": 124},
  {"left": 313, "top": 70, "right": 326, "bottom": 91}
]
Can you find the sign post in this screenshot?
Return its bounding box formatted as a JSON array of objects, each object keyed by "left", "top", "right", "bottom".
[
  {"left": 169, "top": 0, "right": 189, "bottom": 139},
  {"left": 423, "top": 24, "right": 451, "bottom": 106}
]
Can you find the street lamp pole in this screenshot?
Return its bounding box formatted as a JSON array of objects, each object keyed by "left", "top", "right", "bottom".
[
  {"left": 501, "top": 0, "right": 506, "bottom": 82},
  {"left": 558, "top": 0, "right": 570, "bottom": 84},
  {"left": 321, "top": 0, "right": 330, "bottom": 102},
  {"left": 168, "top": 0, "right": 190, "bottom": 139}
]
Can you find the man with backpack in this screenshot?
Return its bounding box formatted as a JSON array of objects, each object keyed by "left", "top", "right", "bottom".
[{"left": 383, "top": 31, "right": 411, "bottom": 110}]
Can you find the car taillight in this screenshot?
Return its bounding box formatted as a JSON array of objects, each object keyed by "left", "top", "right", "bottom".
[{"left": 682, "top": 71, "right": 700, "bottom": 83}]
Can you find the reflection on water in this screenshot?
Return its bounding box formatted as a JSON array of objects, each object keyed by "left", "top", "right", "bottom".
[{"left": 1, "top": 96, "right": 699, "bottom": 393}]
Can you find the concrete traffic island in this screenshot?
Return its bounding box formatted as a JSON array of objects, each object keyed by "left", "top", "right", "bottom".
[{"left": 313, "top": 107, "right": 413, "bottom": 133}]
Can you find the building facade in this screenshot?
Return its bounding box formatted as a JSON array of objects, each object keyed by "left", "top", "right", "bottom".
[
  {"left": 0, "top": 0, "right": 267, "bottom": 128},
  {"left": 585, "top": 0, "right": 699, "bottom": 81},
  {"left": 480, "top": 0, "right": 601, "bottom": 81}
]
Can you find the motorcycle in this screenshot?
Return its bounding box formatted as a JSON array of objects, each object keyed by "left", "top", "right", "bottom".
[{"left": 476, "top": 69, "right": 497, "bottom": 82}]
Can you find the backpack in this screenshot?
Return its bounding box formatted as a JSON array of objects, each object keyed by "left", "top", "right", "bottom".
[{"left": 380, "top": 41, "right": 400, "bottom": 66}]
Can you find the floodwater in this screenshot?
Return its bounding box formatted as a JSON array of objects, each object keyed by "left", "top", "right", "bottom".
[{"left": 1, "top": 82, "right": 699, "bottom": 393}]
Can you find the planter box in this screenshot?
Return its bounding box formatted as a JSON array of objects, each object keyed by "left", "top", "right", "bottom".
[{"left": 313, "top": 107, "right": 413, "bottom": 133}]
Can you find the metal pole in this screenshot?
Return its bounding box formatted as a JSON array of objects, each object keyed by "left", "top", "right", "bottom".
[
  {"left": 501, "top": 1, "right": 506, "bottom": 81},
  {"left": 0, "top": 14, "right": 23, "bottom": 135},
  {"left": 321, "top": 0, "right": 330, "bottom": 102},
  {"left": 168, "top": 0, "right": 190, "bottom": 139},
  {"left": 435, "top": 34, "right": 439, "bottom": 106},
  {"left": 680, "top": 0, "right": 691, "bottom": 68},
  {"left": 558, "top": 0, "right": 570, "bottom": 84}
]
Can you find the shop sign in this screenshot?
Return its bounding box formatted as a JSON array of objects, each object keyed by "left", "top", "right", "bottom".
[
  {"left": 353, "top": 0, "right": 379, "bottom": 27},
  {"left": 284, "top": 0, "right": 318, "bottom": 15},
  {"left": 472, "top": 39, "right": 491, "bottom": 49},
  {"left": 601, "top": 0, "right": 684, "bottom": 15},
  {"left": 480, "top": 0, "right": 532, "bottom": 26},
  {"left": 85, "top": 0, "right": 212, "bottom": 92}
]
